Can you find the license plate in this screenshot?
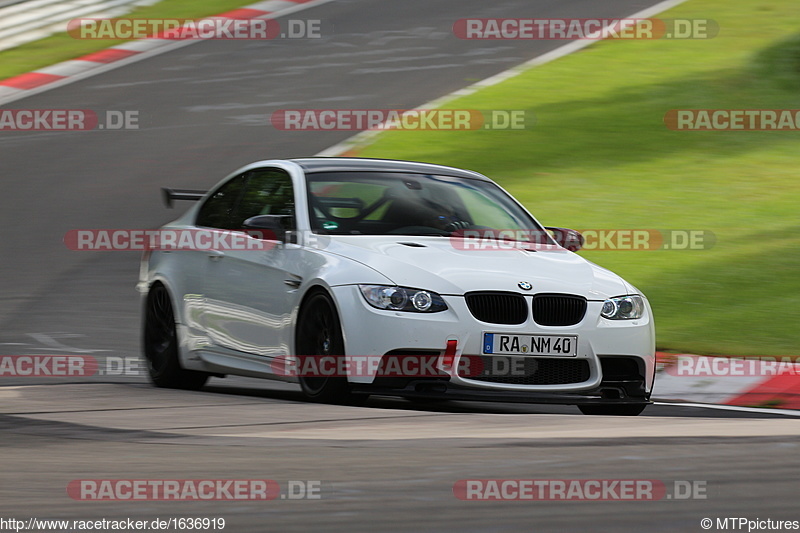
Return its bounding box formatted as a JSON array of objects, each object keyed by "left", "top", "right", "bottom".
[{"left": 483, "top": 333, "right": 578, "bottom": 357}]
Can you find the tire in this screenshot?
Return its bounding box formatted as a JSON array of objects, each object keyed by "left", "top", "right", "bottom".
[
  {"left": 295, "top": 291, "right": 364, "bottom": 404},
  {"left": 143, "top": 284, "right": 208, "bottom": 390},
  {"left": 578, "top": 404, "right": 647, "bottom": 416}
]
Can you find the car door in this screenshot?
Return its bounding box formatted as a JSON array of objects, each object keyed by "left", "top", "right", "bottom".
[
  {"left": 200, "top": 167, "right": 300, "bottom": 359},
  {"left": 176, "top": 172, "right": 248, "bottom": 342}
]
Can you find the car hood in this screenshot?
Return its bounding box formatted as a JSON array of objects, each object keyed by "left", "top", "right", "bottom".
[{"left": 321, "top": 235, "right": 629, "bottom": 299}]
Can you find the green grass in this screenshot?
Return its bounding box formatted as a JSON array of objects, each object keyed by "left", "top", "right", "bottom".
[
  {"left": 0, "top": 0, "right": 259, "bottom": 81},
  {"left": 358, "top": 0, "right": 800, "bottom": 355}
]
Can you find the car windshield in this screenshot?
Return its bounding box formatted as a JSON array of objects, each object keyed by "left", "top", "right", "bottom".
[{"left": 306, "top": 171, "right": 548, "bottom": 241}]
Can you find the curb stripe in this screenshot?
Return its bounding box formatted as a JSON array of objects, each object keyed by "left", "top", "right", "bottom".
[
  {"left": 216, "top": 8, "right": 269, "bottom": 19},
  {"left": 36, "top": 60, "right": 101, "bottom": 77},
  {"left": 249, "top": 0, "right": 300, "bottom": 10},
  {"left": 1, "top": 72, "right": 65, "bottom": 90},
  {"left": 0, "top": 86, "right": 22, "bottom": 97},
  {"left": 315, "top": 0, "right": 693, "bottom": 157},
  {"left": 78, "top": 48, "right": 139, "bottom": 64},
  {"left": 112, "top": 38, "right": 173, "bottom": 52},
  {"left": 656, "top": 352, "right": 800, "bottom": 410},
  {"left": 724, "top": 374, "right": 800, "bottom": 409},
  {"left": 0, "top": 0, "right": 335, "bottom": 104}
]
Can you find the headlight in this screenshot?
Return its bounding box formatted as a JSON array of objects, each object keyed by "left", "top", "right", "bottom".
[
  {"left": 600, "top": 295, "right": 645, "bottom": 320},
  {"left": 359, "top": 285, "right": 448, "bottom": 313}
]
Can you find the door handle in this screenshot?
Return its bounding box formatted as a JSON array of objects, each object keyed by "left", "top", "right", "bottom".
[{"left": 207, "top": 250, "right": 225, "bottom": 261}]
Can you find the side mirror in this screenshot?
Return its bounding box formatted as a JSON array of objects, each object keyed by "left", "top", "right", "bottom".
[
  {"left": 242, "top": 215, "right": 293, "bottom": 243},
  {"left": 545, "top": 227, "right": 584, "bottom": 252}
]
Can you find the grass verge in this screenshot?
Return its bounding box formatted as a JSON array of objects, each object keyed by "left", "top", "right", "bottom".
[
  {"left": 357, "top": 0, "right": 800, "bottom": 355},
  {"left": 0, "top": 0, "right": 260, "bottom": 81}
]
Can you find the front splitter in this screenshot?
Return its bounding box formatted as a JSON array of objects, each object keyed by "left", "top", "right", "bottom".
[{"left": 350, "top": 381, "right": 651, "bottom": 406}]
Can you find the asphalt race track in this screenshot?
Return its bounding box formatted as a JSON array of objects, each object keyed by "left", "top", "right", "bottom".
[
  {"left": 3, "top": 384, "right": 800, "bottom": 531},
  {"left": 1, "top": 0, "right": 798, "bottom": 531}
]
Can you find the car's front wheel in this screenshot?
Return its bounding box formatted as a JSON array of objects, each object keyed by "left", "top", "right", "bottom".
[
  {"left": 296, "top": 291, "right": 364, "bottom": 404},
  {"left": 578, "top": 404, "right": 647, "bottom": 416},
  {"left": 143, "top": 284, "right": 208, "bottom": 390}
]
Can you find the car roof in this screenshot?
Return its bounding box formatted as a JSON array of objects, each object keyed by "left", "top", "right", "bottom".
[{"left": 288, "top": 157, "right": 491, "bottom": 181}]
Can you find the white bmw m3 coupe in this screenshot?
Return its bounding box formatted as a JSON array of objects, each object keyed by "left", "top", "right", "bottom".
[{"left": 139, "top": 158, "right": 655, "bottom": 415}]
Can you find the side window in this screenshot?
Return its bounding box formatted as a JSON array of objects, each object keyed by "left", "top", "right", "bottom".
[
  {"left": 196, "top": 174, "right": 247, "bottom": 229},
  {"left": 232, "top": 168, "right": 296, "bottom": 229}
]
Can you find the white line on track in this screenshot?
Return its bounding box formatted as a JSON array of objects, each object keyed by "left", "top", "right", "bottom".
[
  {"left": 655, "top": 401, "right": 800, "bottom": 417},
  {"left": 317, "top": 0, "right": 692, "bottom": 156},
  {"left": 0, "top": 0, "right": 337, "bottom": 106}
]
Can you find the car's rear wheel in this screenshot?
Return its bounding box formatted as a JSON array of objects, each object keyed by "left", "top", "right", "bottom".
[
  {"left": 578, "top": 404, "right": 647, "bottom": 416},
  {"left": 143, "top": 284, "right": 208, "bottom": 390},
  {"left": 296, "top": 291, "right": 364, "bottom": 404}
]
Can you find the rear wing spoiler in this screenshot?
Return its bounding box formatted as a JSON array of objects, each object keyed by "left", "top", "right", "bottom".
[{"left": 162, "top": 188, "right": 207, "bottom": 208}]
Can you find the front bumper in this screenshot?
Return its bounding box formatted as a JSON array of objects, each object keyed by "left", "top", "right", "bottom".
[{"left": 330, "top": 285, "right": 656, "bottom": 396}]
